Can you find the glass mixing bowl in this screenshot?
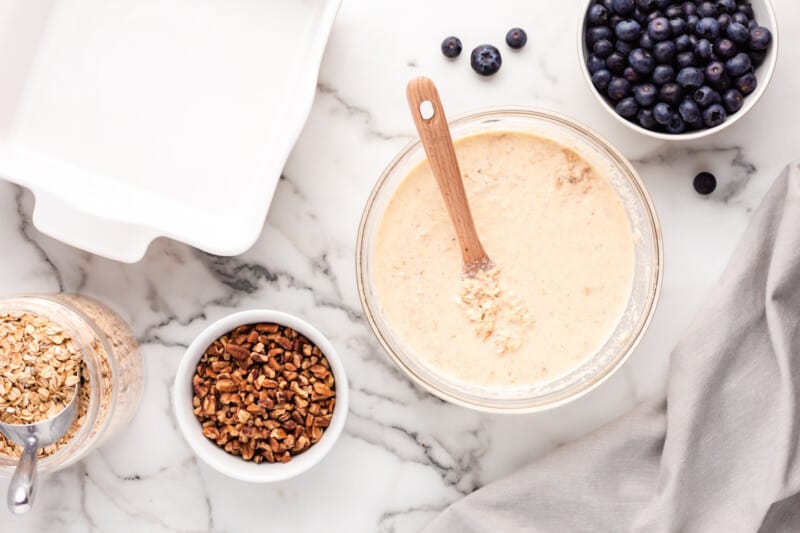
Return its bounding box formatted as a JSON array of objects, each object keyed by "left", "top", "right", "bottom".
[{"left": 357, "top": 108, "right": 663, "bottom": 413}]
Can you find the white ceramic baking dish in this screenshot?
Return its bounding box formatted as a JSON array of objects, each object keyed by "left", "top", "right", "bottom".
[{"left": 0, "top": 0, "right": 340, "bottom": 262}]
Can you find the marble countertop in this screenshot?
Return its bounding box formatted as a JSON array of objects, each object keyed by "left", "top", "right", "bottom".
[{"left": 2, "top": 1, "right": 799, "bottom": 531}]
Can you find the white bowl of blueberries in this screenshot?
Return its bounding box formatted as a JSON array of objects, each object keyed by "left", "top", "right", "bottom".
[{"left": 579, "top": 0, "right": 777, "bottom": 139}]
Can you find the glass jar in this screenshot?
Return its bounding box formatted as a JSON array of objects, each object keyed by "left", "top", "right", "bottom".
[{"left": 0, "top": 294, "right": 145, "bottom": 475}]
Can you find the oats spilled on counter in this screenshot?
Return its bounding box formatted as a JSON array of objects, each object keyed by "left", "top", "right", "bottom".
[
  {"left": 458, "top": 265, "right": 533, "bottom": 354},
  {"left": 0, "top": 312, "right": 81, "bottom": 425},
  {"left": 192, "top": 323, "right": 335, "bottom": 464}
]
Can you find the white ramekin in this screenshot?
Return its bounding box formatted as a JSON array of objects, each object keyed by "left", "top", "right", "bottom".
[
  {"left": 577, "top": 0, "right": 778, "bottom": 141},
  {"left": 172, "top": 309, "right": 348, "bottom": 483}
]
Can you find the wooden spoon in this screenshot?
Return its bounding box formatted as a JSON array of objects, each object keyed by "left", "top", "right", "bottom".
[{"left": 406, "top": 77, "right": 492, "bottom": 274}]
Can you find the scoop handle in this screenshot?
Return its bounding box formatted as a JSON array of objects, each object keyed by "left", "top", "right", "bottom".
[
  {"left": 406, "top": 77, "right": 489, "bottom": 266},
  {"left": 7, "top": 434, "right": 38, "bottom": 514}
]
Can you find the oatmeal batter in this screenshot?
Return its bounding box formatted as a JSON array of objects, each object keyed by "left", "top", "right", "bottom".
[{"left": 375, "top": 131, "right": 635, "bottom": 389}]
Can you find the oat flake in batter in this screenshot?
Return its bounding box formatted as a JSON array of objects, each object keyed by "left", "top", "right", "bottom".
[{"left": 375, "top": 131, "right": 635, "bottom": 389}]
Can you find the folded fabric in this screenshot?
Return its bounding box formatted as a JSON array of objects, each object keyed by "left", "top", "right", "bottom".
[{"left": 424, "top": 162, "right": 800, "bottom": 533}]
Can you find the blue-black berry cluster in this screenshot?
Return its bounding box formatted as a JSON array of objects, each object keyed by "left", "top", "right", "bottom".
[
  {"left": 585, "top": 0, "right": 772, "bottom": 134},
  {"left": 441, "top": 28, "right": 527, "bottom": 77}
]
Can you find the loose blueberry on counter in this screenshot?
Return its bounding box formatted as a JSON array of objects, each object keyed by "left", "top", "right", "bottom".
[
  {"left": 616, "top": 19, "right": 643, "bottom": 41},
  {"left": 638, "top": 108, "right": 658, "bottom": 129},
  {"left": 506, "top": 28, "right": 527, "bottom": 49},
  {"left": 702, "top": 103, "right": 727, "bottom": 126},
  {"left": 735, "top": 71, "right": 757, "bottom": 95},
  {"left": 653, "top": 102, "right": 673, "bottom": 125},
  {"left": 594, "top": 39, "right": 615, "bottom": 58},
  {"left": 652, "top": 64, "right": 675, "bottom": 84},
  {"left": 634, "top": 83, "right": 659, "bottom": 106},
  {"left": 679, "top": 98, "right": 701, "bottom": 122},
  {"left": 592, "top": 69, "right": 613, "bottom": 91},
  {"left": 660, "top": 82, "right": 684, "bottom": 106},
  {"left": 694, "top": 85, "right": 721, "bottom": 107},
  {"left": 722, "top": 88, "right": 744, "bottom": 113},
  {"left": 693, "top": 171, "right": 717, "bottom": 195},
  {"left": 725, "top": 52, "right": 751, "bottom": 77},
  {"left": 613, "top": 0, "right": 636, "bottom": 16},
  {"left": 726, "top": 21, "right": 749, "bottom": 43},
  {"left": 676, "top": 66, "right": 705, "bottom": 89},
  {"left": 441, "top": 36, "right": 463, "bottom": 58},
  {"left": 608, "top": 77, "right": 632, "bottom": 100},
  {"left": 470, "top": 44, "right": 502, "bottom": 76},
  {"left": 714, "top": 38, "right": 737, "bottom": 60},
  {"left": 647, "top": 17, "right": 671, "bottom": 40},
  {"left": 749, "top": 26, "right": 772, "bottom": 51},
  {"left": 616, "top": 97, "right": 640, "bottom": 118},
  {"left": 588, "top": 4, "right": 610, "bottom": 26}
]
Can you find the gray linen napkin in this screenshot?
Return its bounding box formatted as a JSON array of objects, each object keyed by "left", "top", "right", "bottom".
[{"left": 424, "top": 162, "right": 800, "bottom": 533}]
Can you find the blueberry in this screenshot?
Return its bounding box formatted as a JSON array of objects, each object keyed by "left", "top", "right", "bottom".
[
  {"left": 726, "top": 22, "right": 750, "bottom": 43},
  {"left": 705, "top": 60, "right": 725, "bottom": 83},
  {"left": 748, "top": 49, "right": 767, "bottom": 68},
  {"left": 638, "top": 107, "right": 658, "bottom": 129},
  {"left": 647, "top": 9, "right": 665, "bottom": 21},
  {"left": 716, "top": 0, "right": 736, "bottom": 14},
  {"left": 713, "top": 72, "right": 732, "bottom": 91},
  {"left": 586, "top": 54, "right": 604, "bottom": 74},
  {"left": 441, "top": 36, "right": 463, "bottom": 58},
  {"left": 616, "top": 39, "right": 635, "bottom": 55},
  {"left": 717, "top": 14, "right": 732, "bottom": 32},
  {"left": 470, "top": 44, "right": 502, "bottom": 76},
  {"left": 669, "top": 17, "right": 687, "bottom": 36},
  {"left": 634, "top": 83, "right": 659, "bottom": 106},
  {"left": 679, "top": 98, "right": 701, "bottom": 122},
  {"left": 655, "top": 0, "right": 671, "bottom": 9},
  {"left": 698, "top": 1, "right": 716, "bottom": 17},
  {"left": 731, "top": 12, "right": 749, "bottom": 26},
  {"left": 682, "top": 1, "right": 697, "bottom": 16},
  {"left": 687, "top": 117, "right": 706, "bottom": 130},
  {"left": 616, "top": 19, "right": 643, "bottom": 41},
  {"left": 702, "top": 103, "right": 727, "bottom": 126},
  {"left": 653, "top": 102, "right": 673, "bottom": 124},
  {"left": 594, "top": 39, "right": 615, "bottom": 58},
  {"left": 714, "top": 38, "right": 738, "bottom": 60},
  {"left": 695, "top": 38, "right": 714, "bottom": 60},
  {"left": 652, "top": 64, "right": 675, "bottom": 84},
  {"left": 693, "top": 172, "right": 717, "bottom": 194},
  {"left": 677, "top": 51, "right": 697, "bottom": 68},
  {"left": 613, "top": 0, "right": 636, "bottom": 16},
  {"left": 675, "top": 34, "right": 693, "bottom": 52},
  {"left": 694, "top": 85, "right": 721, "bottom": 107},
  {"left": 606, "top": 51, "right": 627, "bottom": 74},
  {"left": 665, "top": 113, "right": 687, "bottom": 133},
  {"left": 636, "top": 0, "right": 657, "bottom": 11},
  {"left": 639, "top": 33, "right": 655, "bottom": 50},
  {"left": 735, "top": 71, "right": 757, "bottom": 95},
  {"left": 665, "top": 5, "right": 683, "bottom": 18},
  {"left": 623, "top": 66, "right": 641, "bottom": 83},
  {"left": 725, "top": 52, "right": 751, "bottom": 77},
  {"left": 634, "top": 10, "right": 651, "bottom": 25},
  {"left": 506, "top": 28, "right": 527, "bottom": 49},
  {"left": 647, "top": 17, "right": 671, "bottom": 40},
  {"left": 588, "top": 4, "right": 610, "bottom": 26},
  {"left": 749, "top": 26, "right": 772, "bottom": 51},
  {"left": 659, "top": 83, "right": 684, "bottom": 106},
  {"left": 586, "top": 26, "right": 614, "bottom": 48},
  {"left": 616, "top": 96, "right": 640, "bottom": 117},
  {"left": 722, "top": 88, "right": 744, "bottom": 113},
  {"left": 629, "top": 48, "right": 655, "bottom": 74},
  {"left": 687, "top": 14, "right": 700, "bottom": 33},
  {"left": 592, "top": 69, "right": 613, "bottom": 91},
  {"left": 611, "top": 14, "right": 625, "bottom": 27},
  {"left": 653, "top": 40, "right": 677, "bottom": 63},
  {"left": 677, "top": 66, "right": 705, "bottom": 89},
  {"left": 608, "top": 77, "right": 632, "bottom": 100},
  {"left": 747, "top": 19, "right": 757, "bottom": 30},
  {"left": 696, "top": 17, "right": 721, "bottom": 40},
  {"left": 737, "top": 3, "right": 754, "bottom": 18}
]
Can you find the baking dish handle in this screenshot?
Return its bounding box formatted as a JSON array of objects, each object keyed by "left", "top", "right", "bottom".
[{"left": 31, "top": 191, "right": 157, "bottom": 263}]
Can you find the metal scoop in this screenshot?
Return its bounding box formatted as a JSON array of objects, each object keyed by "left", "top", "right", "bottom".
[{"left": 0, "top": 386, "right": 79, "bottom": 514}]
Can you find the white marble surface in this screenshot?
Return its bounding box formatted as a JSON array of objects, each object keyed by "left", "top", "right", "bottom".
[{"left": 1, "top": 1, "right": 799, "bottom": 531}]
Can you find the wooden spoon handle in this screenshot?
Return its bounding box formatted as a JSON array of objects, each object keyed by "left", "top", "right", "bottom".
[{"left": 406, "top": 77, "right": 489, "bottom": 266}]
